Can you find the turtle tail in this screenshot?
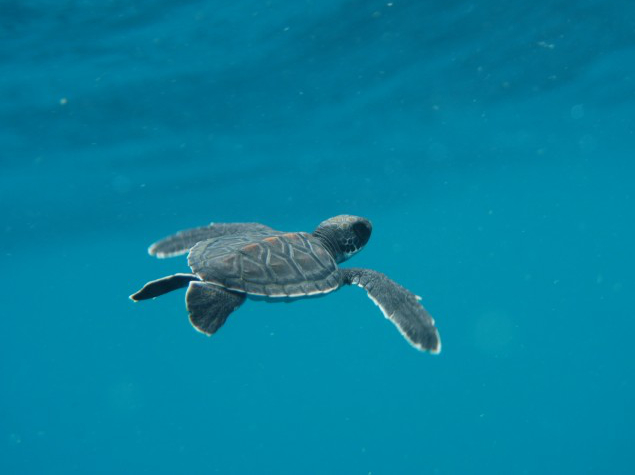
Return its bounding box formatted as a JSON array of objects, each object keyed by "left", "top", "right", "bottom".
[{"left": 129, "top": 273, "right": 201, "bottom": 301}]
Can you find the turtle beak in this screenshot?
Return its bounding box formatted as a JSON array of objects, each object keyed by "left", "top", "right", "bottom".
[{"left": 353, "top": 220, "right": 372, "bottom": 248}]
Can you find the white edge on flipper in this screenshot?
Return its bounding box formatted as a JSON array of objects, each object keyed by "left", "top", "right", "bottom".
[
  {"left": 147, "top": 223, "right": 217, "bottom": 258},
  {"left": 355, "top": 282, "right": 442, "bottom": 354},
  {"left": 148, "top": 247, "right": 190, "bottom": 258},
  {"left": 188, "top": 314, "right": 214, "bottom": 337},
  {"left": 147, "top": 242, "right": 191, "bottom": 258},
  {"left": 189, "top": 322, "right": 212, "bottom": 336}
]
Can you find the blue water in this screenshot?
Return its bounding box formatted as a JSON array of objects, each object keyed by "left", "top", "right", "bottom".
[{"left": 2, "top": 1, "right": 634, "bottom": 473}]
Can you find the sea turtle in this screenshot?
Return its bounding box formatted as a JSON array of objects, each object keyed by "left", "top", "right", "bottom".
[{"left": 130, "top": 215, "right": 441, "bottom": 353}]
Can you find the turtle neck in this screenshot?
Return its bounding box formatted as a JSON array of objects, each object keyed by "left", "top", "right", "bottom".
[{"left": 312, "top": 227, "right": 342, "bottom": 263}]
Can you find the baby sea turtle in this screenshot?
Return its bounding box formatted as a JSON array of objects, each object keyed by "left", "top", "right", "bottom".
[{"left": 130, "top": 215, "right": 441, "bottom": 353}]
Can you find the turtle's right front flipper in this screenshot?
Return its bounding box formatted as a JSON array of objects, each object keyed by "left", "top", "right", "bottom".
[
  {"left": 340, "top": 268, "right": 441, "bottom": 354},
  {"left": 148, "top": 222, "right": 276, "bottom": 258}
]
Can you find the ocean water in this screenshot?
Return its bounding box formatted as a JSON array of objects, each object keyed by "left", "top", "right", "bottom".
[{"left": 1, "top": 1, "right": 634, "bottom": 473}]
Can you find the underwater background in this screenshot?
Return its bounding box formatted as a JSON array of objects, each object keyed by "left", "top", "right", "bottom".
[{"left": 1, "top": 0, "right": 634, "bottom": 473}]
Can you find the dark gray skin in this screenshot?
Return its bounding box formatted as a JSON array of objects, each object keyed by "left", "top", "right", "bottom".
[{"left": 130, "top": 215, "right": 441, "bottom": 353}]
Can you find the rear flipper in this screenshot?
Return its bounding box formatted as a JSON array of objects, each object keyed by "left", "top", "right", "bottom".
[
  {"left": 186, "top": 282, "right": 246, "bottom": 335},
  {"left": 129, "top": 273, "right": 201, "bottom": 301}
]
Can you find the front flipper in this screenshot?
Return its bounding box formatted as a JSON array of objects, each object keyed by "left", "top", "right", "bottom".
[
  {"left": 148, "top": 222, "right": 275, "bottom": 258},
  {"left": 340, "top": 268, "right": 441, "bottom": 354},
  {"left": 186, "top": 282, "right": 246, "bottom": 335}
]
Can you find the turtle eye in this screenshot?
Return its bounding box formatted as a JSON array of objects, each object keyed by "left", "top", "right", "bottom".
[{"left": 352, "top": 222, "right": 371, "bottom": 246}]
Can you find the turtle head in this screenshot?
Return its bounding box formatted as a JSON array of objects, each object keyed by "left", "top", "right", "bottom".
[{"left": 313, "top": 215, "right": 372, "bottom": 263}]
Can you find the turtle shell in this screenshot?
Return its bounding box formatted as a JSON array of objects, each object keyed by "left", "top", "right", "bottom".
[{"left": 188, "top": 231, "right": 341, "bottom": 297}]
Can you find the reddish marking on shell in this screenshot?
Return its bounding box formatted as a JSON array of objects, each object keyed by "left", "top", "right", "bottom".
[{"left": 280, "top": 232, "right": 300, "bottom": 240}]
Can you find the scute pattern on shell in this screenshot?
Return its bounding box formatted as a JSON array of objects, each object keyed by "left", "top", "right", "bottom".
[{"left": 188, "top": 231, "right": 341, "bottom": 297}]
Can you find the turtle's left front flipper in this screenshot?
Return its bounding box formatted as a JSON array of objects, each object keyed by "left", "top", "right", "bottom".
[
  {"left": 340, "top": 268, "right": 441, "bottom": 354},
  {"left": 148, "top": 222, "right": 276, "bottom": 258}
]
